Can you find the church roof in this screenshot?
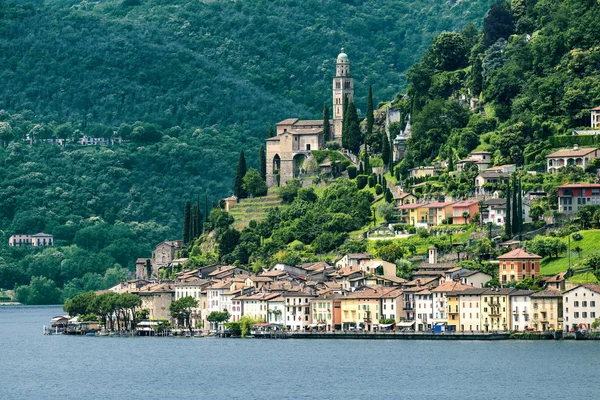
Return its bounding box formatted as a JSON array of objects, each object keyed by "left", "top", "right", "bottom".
[
  {"left": 290, "top": 128, "right": 322, "bottom": 135},
  {"left": 276, "top": 118, "right": 299, "bottom": 125},
  {"left": 337, "top": 48, "right": 348, "bottom": 60}
]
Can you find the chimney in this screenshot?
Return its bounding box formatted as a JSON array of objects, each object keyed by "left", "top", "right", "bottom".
[
  {"left": 428, "top": 246, "right": 438, "bottom": 265},
  {"left": 573, "top": 144, "right": 579, "bottom": 151}
]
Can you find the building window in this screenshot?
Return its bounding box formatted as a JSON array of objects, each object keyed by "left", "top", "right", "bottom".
[{"left": 574, "top": 312, "right": 579, "bottom": 318}]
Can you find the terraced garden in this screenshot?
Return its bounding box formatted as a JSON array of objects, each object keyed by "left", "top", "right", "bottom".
[{"left": 228, "top": 190, "right": 286, "bottom": 229}]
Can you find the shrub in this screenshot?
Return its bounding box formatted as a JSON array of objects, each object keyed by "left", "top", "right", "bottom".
[
  {"left": 368, "top": 175, "right": 375, "bottom": 188},
  {"left": 347, "top": 165, "right": 357, "bottom": 179},
  {"left": 572, "top": 232, "right": 583, "bottom": 241},
  {"left": 408, "top": 226, "right": 417, "bottom": 234},
  {"left": 356, "top": 175, "right": 368, "bottom": 190},
  {"left": 375, "top": 184, "right": 383, "bottom": 195},
  {"left": 325, "top": 141, "right": 340, "bottom": 150},
  {"left": 417, "top": 228, "right": 430, "bottom": 239}
]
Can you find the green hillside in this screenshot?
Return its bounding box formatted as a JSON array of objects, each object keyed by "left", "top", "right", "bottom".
[
  {"left": 228, "top": 190, "right": 286, "bottom": 230},
  {"left": 540, "top": 230, "right": 600, "bottom": 276}
]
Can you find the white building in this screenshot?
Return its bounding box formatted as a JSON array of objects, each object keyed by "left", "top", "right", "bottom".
[
  {"left": 458, "top": 288, "right": 486, "bottom": 332},
  {"left": 563, "top": 284, "right": 600, "bottom": 331},
  {"left": 414, "top": 289, "right": 434, "bottom": 331},
  {"left": 430, "top": 281, "right": 471, "bottom": 327},
  {"left": 206, "top": 280, "right": 230, "bottom": 331},
  {"left": 457, "top": 270, "right": 493, "bottom": 288},
  {"left": 174, "top": 279, "right": 209, "bottom": 328},
  {"left": 9, "top": 233, "right": 54, "bottom": 247},
  {"left": 509, "top": 290, "right": 535, "bottom": 331},
  {"left": 335, "top": 253, "right": 372, "bottom": 269},
  {"left": 282, "top": 292, "right": 317, "bottom": 331},
  {"left": 267, "top": 296, "right": 286, "bottom": 325}
]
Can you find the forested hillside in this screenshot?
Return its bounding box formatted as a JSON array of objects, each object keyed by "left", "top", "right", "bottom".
[
  {"left": 401, "top": 0, "right": 600, "bottom": 175},
  {"left": 0, "top": 0, "right": 493, "bottom": 130},
  {"left": 0, "top": 0, "right": 495, "bottom": 302}
]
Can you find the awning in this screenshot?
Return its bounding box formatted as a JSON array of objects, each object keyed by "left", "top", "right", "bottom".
[
  {"left": 307, "top": 323, "right": 318, "bottom": 328},
  {"left": 378, "top": 323, "right": 395, "bottom": 328},
  {"left": 397, "top": 321, "right": 415, "bottom": 327}
]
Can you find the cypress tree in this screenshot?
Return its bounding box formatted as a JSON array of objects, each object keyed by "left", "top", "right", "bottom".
[
  {"left": 363, "top": 144, "right": 371, "bottom": 174},
  {"left": 204, "top": 194, "right": 209, "bottom": 224},
  {"left": 517, "top": 176, "right": 523, "bottom": 233},
  {"left": 196, "top": 199, "right": 203, "bottom": 237},
  {"left": 505, "top": 177, "right": 512, "bottom": 237},
  {"left": 233, "top": 150, "right": 247, "bottom": 198},
  {"left": 366, "top": 85, "right": 374, "bottom": 136},
  {"left": 448, "top": 148, "right": 454, "bottom": 172},
  {"left": 322, "top": 104, "right": 331, "bottom": 142},
  {"left": 341, "top": 98, "right": 350, "bottom": 149},
  {"left": 183, "top": 200, "right": 191, "bottom": 244},
  {"left": 359, "top": 162, "right": 364, "bottom": 175},
  {"left": 347, "top": 102, "right": 361, "bottom": 155},
  {"left": 190, "top": 202, "right": 198, "bottom": 241},
  {"left": 512, "top": 174, "right": 519, "bottom": 235},
  {"left": 382, "top": 133, "right": 390, "bottom": 167},
  {"left": 268, "top": 126, "right": 274, "bottom": 138},
  {"left": 259, "top": 145, "right": 266, "bottom": 181}
]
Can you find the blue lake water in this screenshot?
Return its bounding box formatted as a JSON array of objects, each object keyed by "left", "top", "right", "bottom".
[{"left": 1, "top": 305, "right": 599, "bottom": 399}]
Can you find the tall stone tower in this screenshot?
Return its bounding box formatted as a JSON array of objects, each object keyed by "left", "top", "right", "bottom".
[{"left": 332, "top": 48, "right": 354, "bottom": 142}]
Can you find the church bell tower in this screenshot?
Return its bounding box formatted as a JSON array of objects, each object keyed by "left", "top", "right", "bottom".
[{"left": 332, "top": 48, "right": 354, "bottom": 142}]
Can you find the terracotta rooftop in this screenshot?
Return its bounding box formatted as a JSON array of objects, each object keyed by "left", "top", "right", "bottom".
[
  {"left": 530, "top": 289, "right": 562, "bottom": 298},
  {"left": 547, "top": 147, "right": 598, "bottom": 157},
  {"left": 496, "top": 248, "right": 542, "bottom": 260}
]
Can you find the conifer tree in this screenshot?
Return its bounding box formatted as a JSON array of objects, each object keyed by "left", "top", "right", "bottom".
[
  {"left": 363, "top": 144, "right": 371, "bottom": 174},
  {"left": 366, "top": 85, "right": 374, "bottom": 137},
  {"left": 259, "top": 145, "right": 266, "bottom": 181},
  {"left": 190, "top": 202, "right": 198, "bottom": 240},
  {"left": 359, "top": 162, "right": 364, "bottom": 175},
  {"left": 322, "top": 104, "right": 331, "bottom": 142},
  {"left": 204, "top": 194, "right": 209, "bottom": 224},
  {"left": 341, "top": 98, "right": 350, "bottom": 149},
  {"left": 183, "top": 200, "right": 191, "bottom": 244},
  {"left": 517, "top": 176, "right": 523, "bottom": 234},
  {"left": 268, "top": 126, "right": 274, "bottom": 138},
  {"left": 347, "top": 102, "right": 362, "bottom": 155},
  {"left": 196, "top": 199, "right": 203, "bottom": 237},
  {"left": 512, "top": 174, "right": 518, "bottom": 235},
  {"left": 505, "top": 177, "right": 512, "bottom": 237},
  {"left": 448, "top": 148, "right": 454, "bottom": 172},
  {"left": 382, "top": 134, "right": 390, "bottom": 167},
  {"left": 233, "top": 150, "right": 247, "bottom": 198}
]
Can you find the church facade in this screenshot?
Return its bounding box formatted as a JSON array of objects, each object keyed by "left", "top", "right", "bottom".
[{"left": 266, "top": 49, "right": 354, "bottom": 187}]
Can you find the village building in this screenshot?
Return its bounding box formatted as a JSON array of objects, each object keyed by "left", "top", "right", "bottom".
[
  {"left": 475, "top": 171, "right": 510, "bottom": 196},
  {"left": 339, "top": 286, "right": 395, "bottom": 331},
  {"left": 562, "top": 284, "right": 600, "bottom": 332},
  {"left": 174, "top": 279, "right": 211, "bottom": 328},
  {"left": 394, "top": 192, "right": 417, "bottom": 206},
  {"left": 481, "top": 288, "right": 514, "bottom": 332},
  {"left": 9, "top": 232, "right": 54, "bottom": 247},
  {"left": 592, "top": 106, "right": 600, "bottom": 128},
  {"left": 546, "top": 145, "right": 599, "bottom": 174},
  {"left": 556, "top": 183, "right": 600, "bottom": 213},
  {"left": 266, "top": 295, "right": 286, "bottom": 325},
  {"left": 335, "top": 253, "right": 372, "bottom": 269},
  {"left": 456, "top": 151, "right": 492, "bottom": 172},
  {"left": 451, "top": 200, "right": 479, "bottom": 224},
  {"left": 152, "top": 240, "right": 183, "bottom": 270},
  {"left": 457, "top": 288, "right": 486, "bottom": 332},
  {"left": 265, "top": 49, "right": 354, "bottom": 187},
  {"left": 380, "top": 288, "right": 404, "bottom": 324},
  {"left": 497, "top": 248, "right": 542, "bottom": 283},
  {"left": 409, "top": 166, "right": 439, "bottom": 179},
  {"left": 481, "top": 198, "right": 506, "bottom": 226},
  {"left": 392, "top": 116, "right": 411, "bottom": 163},
  {"left": 309, "top": 294, "right": 342, "bottom": 331},
  {"left": 509, "top": 290, "right": 535, "bottom": 332},
  {"left": 414, "top": 288, "right": 434, "bottom": 331},
  {"left": 430, "top": 281, "right": 471, "bottom": 329},
  {"left": 282, "top": 291, "right": 317, "bottom": 331},
  {"left": 530, "top": 289, "right": 563, "bottom": 331},
  {"left": 138, "top": 283, "right": 175, "bottom": 321}
]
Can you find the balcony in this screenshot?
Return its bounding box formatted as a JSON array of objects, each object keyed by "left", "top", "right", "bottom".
[{"left": 403, "top": 304, "right": 414, "bottom": 311}]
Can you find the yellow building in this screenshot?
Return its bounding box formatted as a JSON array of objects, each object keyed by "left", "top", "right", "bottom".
[
  {"left": 481, "top": 288, "right": 514, "bottom": 332},
  {"left": 530, "top": 289, "right": 563, "bottom": 331},
  {"left": 446, "top": 291, "right": 462, "bottom": 331},
  {"left": 340, "top": 286, "right": 395, "bottom": 331}
]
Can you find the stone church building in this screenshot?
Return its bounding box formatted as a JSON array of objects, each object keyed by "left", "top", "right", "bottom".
[{"left": 266, "top": 49, "right": 354, "bottom": 187}]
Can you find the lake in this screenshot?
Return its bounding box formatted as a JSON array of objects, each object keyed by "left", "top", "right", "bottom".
[{"left": 1, "top": 306, "right": 598, "bottom": 399}]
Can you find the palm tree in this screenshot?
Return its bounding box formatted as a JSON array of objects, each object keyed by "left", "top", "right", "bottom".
[{"left": 462, "top": 211, "right": 470, "bottom": 225}]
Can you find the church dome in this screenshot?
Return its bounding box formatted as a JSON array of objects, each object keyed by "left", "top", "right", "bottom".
[{"left": 337, "top": 48, "right": 348, "bottom": 61}]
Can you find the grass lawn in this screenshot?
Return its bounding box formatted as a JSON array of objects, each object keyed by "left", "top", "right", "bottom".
[
  {"left": 567, "top": 272, "right": 599, "bottom": 284},
  {"left": 540, "top": 230, "right": 600, "bottom": 276}
]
